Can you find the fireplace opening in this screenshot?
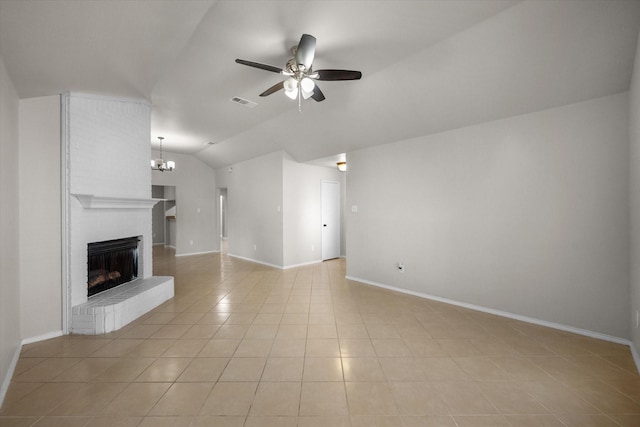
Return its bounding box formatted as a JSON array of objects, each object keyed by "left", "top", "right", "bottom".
[{"left": 88, "top": 236, "right": 139, "bottom": 297}]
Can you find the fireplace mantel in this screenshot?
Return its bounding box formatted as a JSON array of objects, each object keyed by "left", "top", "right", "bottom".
[{"left": 73, "top": 194, "right": 163, "bottom": 209}]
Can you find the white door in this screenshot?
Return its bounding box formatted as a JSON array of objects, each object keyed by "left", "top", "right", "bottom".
[{"left": 321, "top": 181, "right": 341, "bottom": 260}]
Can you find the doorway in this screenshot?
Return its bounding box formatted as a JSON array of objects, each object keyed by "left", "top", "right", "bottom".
[
  {"left": 151, "top": 185, "right": 176, "bottom": 248},
  {"left": 321, "top": 181, "right": 341, "bottom": 260},
  {"left": 219, "top": 188, "right": 228, "bottom": 254}
]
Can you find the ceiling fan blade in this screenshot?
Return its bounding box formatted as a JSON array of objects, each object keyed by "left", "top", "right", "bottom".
[
  {"left": 260, "top": 81, "right": 285, "bottom": 97},
  {"left": 295, "top": 34, "right": 316, "bottom": 70},
  {"left": 235, "top": 59, "right": 283, "bottom": 74},
  {"left": 315, "top": 69, "right": 362, "bottom": 81},
  {"left": 311, "top": 85, "right": 325, "bottom": 102}
]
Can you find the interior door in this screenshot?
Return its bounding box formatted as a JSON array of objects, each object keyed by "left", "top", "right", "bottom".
[{"left": 321, "top": 181, "right": 341, "bottom": 260}]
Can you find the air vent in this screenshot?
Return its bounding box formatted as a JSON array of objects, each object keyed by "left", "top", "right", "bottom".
[{"left": 230, "top": 96, "right": 258, "bottom": 108}]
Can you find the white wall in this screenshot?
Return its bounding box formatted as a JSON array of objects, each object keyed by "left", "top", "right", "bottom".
[
  {"left": 221, "top": 151, "right": 284, "bottom": 267},
  {"left": 283, "top": 155, "right": 344, "bottom": 267},
  {"left": 152, "top": 151, "right": 217, "bottom": 255},
  {"left": 0, "top": 54, "right": 21, "bottom": 406},
  {"left": 630, "top": 31, "right": 640, "bottom": 354},
  {"left": 19, "top": 96, "right": 62, "bottom": 339},
  {"left": 347, "top": 92, "right": 630, "bottom": 339}
]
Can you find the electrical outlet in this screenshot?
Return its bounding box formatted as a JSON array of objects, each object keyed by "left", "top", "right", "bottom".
[
  {"left": 311, "top": 244, "right": 315, "bottom": 251},
  {"left": 189, "top": 240, "right": 194, "bottom": 246},
  {"left": 254, "top": 244, "right": 257, "bottom": 251}
]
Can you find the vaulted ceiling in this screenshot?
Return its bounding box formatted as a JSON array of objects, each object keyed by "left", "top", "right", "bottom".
[{"left": 1, "top": 0, "right": 640, "bottom": 169}]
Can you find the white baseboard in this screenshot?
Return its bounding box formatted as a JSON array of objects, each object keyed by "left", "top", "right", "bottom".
[
  {"left": 0, "top": 342, "right": 22, "bottom": 408},
  {"left": 175, "top": 250, "right": 219, "bottom": 257},
  {"left": 283, "top": 260, "right": 322, "bottom": 270},
  {"left": 630, "top": 342, "right": 640, "bottom": 373},
  {"left": 21, "top": 330, "right": 64, "bottom": 346},
  {"left": 227, "top": 253, "right": 282, "bottom": 269},
  {"left": 345, "top": 275, "right": 633, "bottom": 348},
  {"left": 227, "top": 253, "right": 324, "bottom": 270}
]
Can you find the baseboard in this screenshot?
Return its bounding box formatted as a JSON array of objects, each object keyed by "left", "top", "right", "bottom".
[
  {"left": 227, "top": 253, "right": 282, "bottom": 269},
  {"left": 630, "top": 341, "right": 640, "bottom": 373},
  {"left": 175, "top": 250, "right": 219, "bottom": 257},
  {"left": 20, "top": 330, "right": 64, "bottom": 346},
  {"left": 0, "top": 342, "right": 22, "bottom": 408},
  {"left": 345, "top": 275, "right": 632, "bottom": 347},
  {"left": 227, "top": 253, "right": 326, "bottom": 270},
  {"left": 283, "top": 260, "right": 322, "bottom": 270}
]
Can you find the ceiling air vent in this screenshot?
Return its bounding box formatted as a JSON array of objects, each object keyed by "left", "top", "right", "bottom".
[{"left": 230, "top": 96, "right": 258, "bottom": 108}]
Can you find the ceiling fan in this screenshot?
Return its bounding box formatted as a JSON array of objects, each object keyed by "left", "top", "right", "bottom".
[{"left": 235, "top": 34, "right": 362, "bottom": 110}]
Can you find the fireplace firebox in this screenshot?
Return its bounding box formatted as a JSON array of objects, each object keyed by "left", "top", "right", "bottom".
[{"left": 87, "top": 236, "right": 139, "bottom": 297}]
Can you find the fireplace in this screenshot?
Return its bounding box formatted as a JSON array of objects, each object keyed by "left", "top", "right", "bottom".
[
  {"left": 60, "top": 93, "right": 174, "bottom": 334},
  {"left": 87, "top": 236, "right": 139, "bottom": 297}
]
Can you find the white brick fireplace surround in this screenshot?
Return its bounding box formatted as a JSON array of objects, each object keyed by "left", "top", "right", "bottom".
[{"left": 62, "top": 93, "right": 174, "bottom": 334}]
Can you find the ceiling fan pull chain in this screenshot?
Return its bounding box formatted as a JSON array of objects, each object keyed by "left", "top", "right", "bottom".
[{"left": 298, "top": 86, "right": 302, "bottom": 112}]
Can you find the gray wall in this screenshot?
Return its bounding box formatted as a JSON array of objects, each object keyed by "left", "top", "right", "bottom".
[
  {"left": 152, "top": 150, "right": 217, "bottom": 256},
  {"left": 0, "top": 54, "right": 21, "bottom": 405},
  {"left": 223, "top": 151, "right": 284, "bottom": 267},
  {"left": 630, "top": 32, "right": 640, "bottom": 354},
  {"left": 347, "top": 92, "right": 630, "bottom": 339},
  {"left": 19, "top": 95, "right": 62, "bottom": 339}
]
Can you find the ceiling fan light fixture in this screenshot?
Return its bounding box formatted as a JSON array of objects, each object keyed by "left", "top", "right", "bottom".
[
  {"left": 300, "top": 77, "right": 315, "bottom": 92},
  {"left": 285, "top": 89, "right": 298, "bottom": 100},
  {"left": 235, "top": 33, "right": 362, "bottom": 108},
  {"left": 284, "top": 77, "right": 297, "bottom": 92},
  {"left": 284, "top": 77, "right": 298, "bottom": 99},
  {"left": 300, "top": 77, "right": 315, "bottom": 100}
]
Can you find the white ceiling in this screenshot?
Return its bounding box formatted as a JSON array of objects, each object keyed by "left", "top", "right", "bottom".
[{"left": 1, "top": 0, "right": 640, "bottom": 169}]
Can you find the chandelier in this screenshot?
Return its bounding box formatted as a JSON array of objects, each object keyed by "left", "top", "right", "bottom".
[{"left": 150, "top": 136, "right": 175, "bottom": 172}]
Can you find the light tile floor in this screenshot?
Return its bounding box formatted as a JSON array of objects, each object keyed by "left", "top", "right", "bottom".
[{"left": 1, "top": 247, "right": 639, "bottom": 426}]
